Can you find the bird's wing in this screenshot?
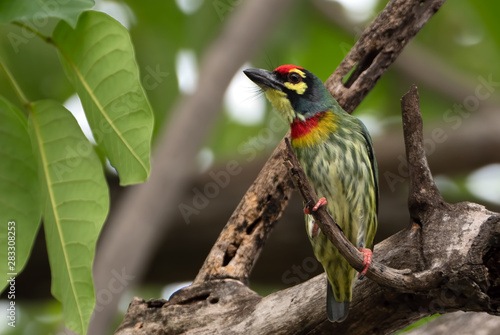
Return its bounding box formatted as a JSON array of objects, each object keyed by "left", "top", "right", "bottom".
[{"left": 357, "top": 120, "right": 379, "bottom": 215}]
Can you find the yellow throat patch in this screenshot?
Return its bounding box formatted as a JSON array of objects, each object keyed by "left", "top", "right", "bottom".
[{"left": 265, "top": 89, "right": 299, "bottom": 124}]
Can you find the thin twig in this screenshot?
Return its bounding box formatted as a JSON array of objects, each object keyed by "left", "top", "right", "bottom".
[{"left": 283, "top": 137, "right": 442, "bottom": 292}]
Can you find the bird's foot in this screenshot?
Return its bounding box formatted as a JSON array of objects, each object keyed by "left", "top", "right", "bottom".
[
  {"left": 358, "top": 248, "right": 372, "bottom": 280},
  {"left": 304, "top": 197, "right": 328, "bottom": 214}
]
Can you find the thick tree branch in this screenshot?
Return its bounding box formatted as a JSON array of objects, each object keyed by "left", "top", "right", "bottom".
[
  {"left": 193, "top": 140, "right": 294, "bottom": 285},
  {"left": 117, "top": 199, "right": 500, "bottom": 334},
  {"left": 313, "top": 0, "right": 500, "bottom": 111}
]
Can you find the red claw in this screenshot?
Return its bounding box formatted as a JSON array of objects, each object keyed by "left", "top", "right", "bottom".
[
  {"left": 304, "top": 197, "right": 328, "bottom": 214},
  {"left": 303, "top": 198, "right": 328, "bottom": 238},
  {"left": 303, "top": 206, "right": 311, "bottom": 215},
  {"left": 312, "top": 197, "right": 328, "bottom": 211},
  {"left": 358, "top": 248, "right": 373, "bottom": 279}
]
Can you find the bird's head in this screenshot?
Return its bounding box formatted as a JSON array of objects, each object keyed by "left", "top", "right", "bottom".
[{"left": 244, "top": 65, "right": 337, "bottom": 124}]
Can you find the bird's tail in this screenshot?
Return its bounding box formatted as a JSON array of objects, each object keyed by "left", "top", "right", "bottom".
[{"left": 326, "top": 280, "right": 349, "bottom": 322}]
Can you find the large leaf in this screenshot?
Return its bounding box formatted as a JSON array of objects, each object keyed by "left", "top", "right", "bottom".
[
  {"left": 0, "top": 0, "right": 94, "bottom": 27},
  {"left": 29, "top": 100, "right": 109, "bottom": 334},
  {"left": 0, "top": 96, "right": 41, "bottom": 293},
  {"left": 52, "top": 11, "right": 154, "bottom": 185}
]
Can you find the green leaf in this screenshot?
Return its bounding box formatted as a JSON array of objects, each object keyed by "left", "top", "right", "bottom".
[
  {"left": 0, "top": 96, "right": 41, "bottom": 293},
  {"left": 0, "top": 0, "right": 94, "bottom": 27},
  {"left": 52, "top": 11, "right": 154, "bottom": 185},
  {"left": 29, "top": 100, "right": 109, "bottom": 334}
]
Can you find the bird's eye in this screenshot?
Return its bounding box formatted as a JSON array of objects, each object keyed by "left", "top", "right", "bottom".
[{"left": 288, "top": 72, "right": 302, "bottom": 84}]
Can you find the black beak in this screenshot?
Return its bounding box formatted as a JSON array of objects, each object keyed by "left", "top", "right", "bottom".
[{"left": 243, "top": 68, "right": 283, "bottom": 91}]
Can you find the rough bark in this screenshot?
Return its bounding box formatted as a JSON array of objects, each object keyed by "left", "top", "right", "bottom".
[
  {"left": 193, "top": 140, "right": 295, "bottom": 285},
  {"left": 313, "top": 0, "right": 500, "bottom": 110},
  {"left": 324, "top": 0, "right": 446, "bottom": 113}
]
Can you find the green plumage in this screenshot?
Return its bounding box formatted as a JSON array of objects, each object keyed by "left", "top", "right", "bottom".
[
  {"left": 243, "top": 65, "right": 379, "bottom": 323},
  {"left": 293, "top": 107, "right": 378, "bottom": 321}
]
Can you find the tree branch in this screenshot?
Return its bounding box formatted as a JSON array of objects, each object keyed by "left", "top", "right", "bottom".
[
  {"left": 313, "top": 0, "right": 500, "bottom": 111},
  {"left": 325, "top": 0, "right": 446, "bottom": 113},
  {"left": 193, "top": 140, "right": 295, "bottom": 285},
  {"left": 117, "top": 198, "right": 500, "bottom": 334},
  {"left": 401, "top": 85, "right": 448, "bottom": 220}
]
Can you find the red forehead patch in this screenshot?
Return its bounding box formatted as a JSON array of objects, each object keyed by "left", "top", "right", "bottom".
[{"left": 274, "top": 64, "right": 303, "bottom": 74}]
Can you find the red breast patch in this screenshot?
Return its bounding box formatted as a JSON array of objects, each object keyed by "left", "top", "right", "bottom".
[
  {"left": 290, "top": 112, "right": 325, "bottom": 139},
  {"left": 274, "top": 64, "right": 304, "bottom": 75}
]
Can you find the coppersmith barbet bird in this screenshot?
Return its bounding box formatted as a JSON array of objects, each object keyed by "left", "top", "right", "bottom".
[{"left": 244, "top": 65, "right": 378, "bottom": 322}]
